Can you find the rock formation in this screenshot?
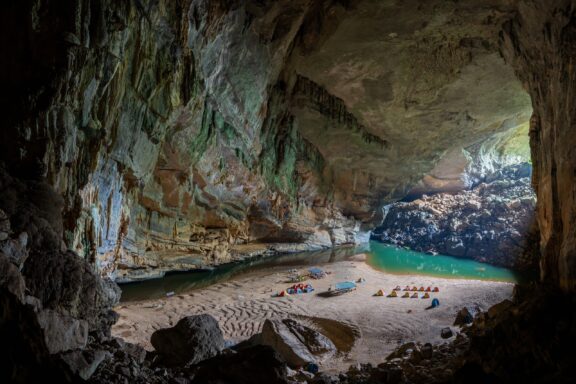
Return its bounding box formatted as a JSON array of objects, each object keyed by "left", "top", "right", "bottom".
[
  {"left": 373, "top": 163, "right": 537, "bottom": 269},
  {"left": 0, "top": 0, "right": 533, "bottom": 281},
  {"left": 501, "top": 0, "right": 576, "bottom": 291},
  {"left": 1, "top": 0, "right": 576, "bottom": 382},
  {"left": 150, "top": 314, "right": 224, "bottom": 366}
]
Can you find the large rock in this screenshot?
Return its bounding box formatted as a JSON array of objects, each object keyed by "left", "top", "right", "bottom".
[
  {"left": 36, "top": 309, "right": 88, "bottom": 354},
  {"left": 257, "top": 318, "right": 336, "bottom": 367},
  {"left": 151, "top": 314, "right": 224, "bottom": 366},
  {"left": 0, "top": 0, "right": 534, "bottom": 282},
  {"left": 60, "top": 349, "right": 108, "bottom": 380},
  {"left": 191, "top": 345, "right": 291, "bottom": 384},
  {"left": 454, "top": 308, "right": 474, "bottom": 327}
]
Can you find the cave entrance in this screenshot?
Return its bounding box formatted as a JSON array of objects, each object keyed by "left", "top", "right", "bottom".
[{"left": 370, "top": 115, "right": 538, "bottom": 279}]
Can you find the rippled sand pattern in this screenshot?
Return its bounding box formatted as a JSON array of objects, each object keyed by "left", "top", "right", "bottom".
[{"left": 114, "top": 258, "right": 513, "bottom": 371}]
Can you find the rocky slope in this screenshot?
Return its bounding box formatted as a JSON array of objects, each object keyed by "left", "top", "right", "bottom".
[
  {"left": 373, "top": 163, "right": 537, "bottom": 269},
  {"left": 0, "top": 0, "right": 533, "bottom": 281}
]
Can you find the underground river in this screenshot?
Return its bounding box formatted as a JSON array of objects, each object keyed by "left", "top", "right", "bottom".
[{"left": 119, "top": 241, "right": 521, "bottom": 302}]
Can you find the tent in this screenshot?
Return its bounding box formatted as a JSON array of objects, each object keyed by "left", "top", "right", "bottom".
[
  {"left": 422, "top": 292, "right": 430, "bottom": 299},
  {"left": 419, "top": 286, "right": 425, "bottom": 292},
  {"left": 375, "top": 289, "right": 385, "bottom": 296},
  {"left": 286, "top": 283, "right": 314, "bottom": 295},
  {"left": 411, "top": 292, "right": 419, "bottom": 298},
  {"left": 308, "top": 267, "right": 326, "bottom": 279},
  {"left": 425, "top": 287, "right": 431, "bottom": 292},
  {"left": 403, "top": 286, "right": 411, "bottom": 291},
  {"left": 431, "top": 298, "right": 440, "bottom": 308},
  {"left": 387, "top": 290, "right": 398, "bottom": 297},
  {"left": 412, "top": 286, "right": 418, "bottom": 291},
  {"left": 393, "top": 285, "right": 401, "bottom": 291},
  {"left": 402, "top": 292, "right": 410, "bottom": 298},
  {"left": 433, "top": 287, "right": 440, "bottom": 292}
]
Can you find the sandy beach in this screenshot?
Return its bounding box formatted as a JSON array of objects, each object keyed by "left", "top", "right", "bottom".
[{"left": 113, "top": 254, "right": 514, "bottom": 372}]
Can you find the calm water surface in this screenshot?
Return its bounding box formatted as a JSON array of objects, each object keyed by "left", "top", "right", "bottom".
[
  {"left": 366, "top": 241, "right": 519, "bottom": 283},
  {"left": 119, "top": 241, "right": 519, "bottom": 302}
]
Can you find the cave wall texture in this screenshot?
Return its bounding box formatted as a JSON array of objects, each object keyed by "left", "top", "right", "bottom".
[
  {"left": 501, "top": 0, "right": 576, "bottom": 291},
  {"left": 0, "top": 0, "right": 576, "bottom": 381},
  {"left": 1, "top": 0, "right": 572, "bottom": 288}
]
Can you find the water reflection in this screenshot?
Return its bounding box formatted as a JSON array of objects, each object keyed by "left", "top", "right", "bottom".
[{"left": 119, "top": 244, "right": 369, "bottom": 302}]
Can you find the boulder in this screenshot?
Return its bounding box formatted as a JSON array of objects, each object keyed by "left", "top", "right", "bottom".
[
  {"left": 420, "top": 343, "right": 433, "bottom": 359},
  {"left": 191, "top": 345, "right": 290, "bottom": 384},
  {"left": 1, "top": 232, "right": 29, "bottom": 268},
  {"left": 441, "top": 327, "right": 454, "bottom": 339},
  {"left": 257, "top": 319, "right": 336, "bottom": 367},
  {"left": 454, "top": 307, "right": 476, "bottom": 326},
  {"left": 151, "top": 314, "right": 224, "bottom": 366},
  {"left": 36, "top": 309, "right": 88, "bottom": 354},
  {"left": 60, "top": 349, "right": 108, "bottom": 380}
]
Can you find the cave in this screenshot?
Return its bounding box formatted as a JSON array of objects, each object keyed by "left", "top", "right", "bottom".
[{"left": 1, "top": 1, "right": 575, "bottom": 383}]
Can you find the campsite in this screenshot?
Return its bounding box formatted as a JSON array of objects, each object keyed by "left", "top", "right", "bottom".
[{"left": 113, "top": 254, "right": 513, "bottom": 372}]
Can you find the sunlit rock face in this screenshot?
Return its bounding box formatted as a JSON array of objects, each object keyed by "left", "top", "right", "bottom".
[
  {"left": 0, "top": 0, "right": 533, "bottom": 281},
  {"left": 373, "top": 163, "right": 537, "bottom": 270},
  {"left": 501, "top": 0, "right": 576, "bottom": 291},
  {"left": 292, "top": 0, "right": 532, "bottom": 213}
]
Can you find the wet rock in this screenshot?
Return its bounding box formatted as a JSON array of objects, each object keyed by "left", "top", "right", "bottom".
[{"left": 151, "top": 314, "right": 224, "bottom": 366}]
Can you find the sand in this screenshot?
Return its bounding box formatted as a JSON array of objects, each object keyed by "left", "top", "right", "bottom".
[{"left": 113, "top": 254, "right": 514, "bottom": 372}]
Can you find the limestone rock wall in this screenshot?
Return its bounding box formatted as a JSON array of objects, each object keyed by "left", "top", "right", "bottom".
[
  {"left": 501, "top": 0, "right": 576, "bottom": 290},
  {"left": 0, "top": 0, "right": 540, "bottom": 282},
  {"left": 373, "top": 164, "right": 537, "bottom": 269},
  {"left": 0, "top": 0, "right": 362, "bottom": 282}
]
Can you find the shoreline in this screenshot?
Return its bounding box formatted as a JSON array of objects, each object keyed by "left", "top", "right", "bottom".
[{"left": 113, "top": 255, "right": 514, "bottom": 372}]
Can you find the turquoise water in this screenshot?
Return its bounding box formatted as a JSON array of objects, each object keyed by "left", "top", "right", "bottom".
[
  {"left": 119, "top": 241, "right": 521, "bottom": 302},
  {"left": 366, "top": 241, "right": 519, "bottom": 283}
]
